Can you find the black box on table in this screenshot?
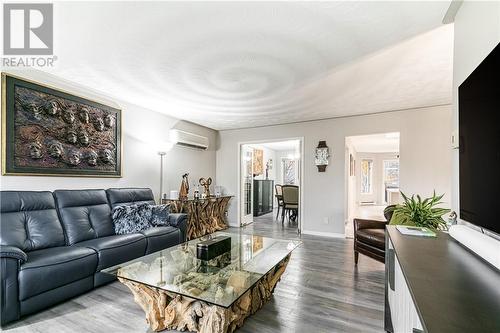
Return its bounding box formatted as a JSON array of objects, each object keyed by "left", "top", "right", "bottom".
[{"left": 196, "top": 236, "right": 231, "bottom": 261}]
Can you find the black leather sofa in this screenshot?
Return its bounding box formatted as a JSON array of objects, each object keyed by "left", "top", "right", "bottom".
[{"left": 0, "top": 188, "right": 187, "bottom": 326}]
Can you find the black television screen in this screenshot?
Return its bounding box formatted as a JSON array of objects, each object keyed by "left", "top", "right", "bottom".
[{"left": 459, "top": 42, "right": 500, "bottom": 234}]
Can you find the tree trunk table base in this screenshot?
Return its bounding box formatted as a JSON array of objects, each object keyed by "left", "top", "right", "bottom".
[
  {"left": 167, "top": 196, "right": 232, "bottom": 240},
  {"left": 118, "top": 254, "right": 290, "bottom": 333}
]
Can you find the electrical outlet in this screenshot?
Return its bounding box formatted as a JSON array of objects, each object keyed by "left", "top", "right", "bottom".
[{"left": 323, "top": 217, "right": 329, "bottom": 224}]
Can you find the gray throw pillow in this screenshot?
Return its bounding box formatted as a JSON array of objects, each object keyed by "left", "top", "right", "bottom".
[
  {"left": 112, "top": 203, "right": 153, "bottom": 235},
  {"left": 150, "top": 204, "right": 171, "bottom": 226}
]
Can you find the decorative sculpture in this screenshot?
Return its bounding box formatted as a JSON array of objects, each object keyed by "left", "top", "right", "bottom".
[
  {"left": 265, "top": 159, "right": 272, "bottom": 180},
  {"left": 68, "top": 149, "right": 81, "bottom": 166},
  {"left": 28, "top": 141, "right": 43, "bottom": 159},
  {"left": 78, "top": 107, "right": 90, "bottom": 124},
  {"left": 199, "top": 177, "right": 212, "bottom": 198},
  {"left": 101, "top": 149, "right": 114, "bottom": 164},
  {"left": 65, "top": 129, "right": 77, "bottom": 144},
  {"left": 86, "top": 150, "right": 98, "bottom": 166},
  {"left": 314, "top": 140, "right": 330, "bottom": 172},
  {"left": 30, "top": 103, "right": 42, "bottom": 120},
  {"left": 62, "top": 109, "right": 75, "bottom": 124},
  {"left": 44, "top": 99, "right": 60, "bottom": 116},
  {"left": 179, "top": 173, "right": 189, "bottom": 200},
  {"left": 2, "top": 73, "right": 122, "bottom": 177},
  {"left": 104, "top": 114, "right": 114, "bottom": 127},
  {"left": 93, "top": 117, "right": 105, "bottom": 131},
  {"left": 48, "top": 141, "right": 63, "bottom": 159},
  {"left": 78, "top": 129, "right": 90, "bottom": 146}
]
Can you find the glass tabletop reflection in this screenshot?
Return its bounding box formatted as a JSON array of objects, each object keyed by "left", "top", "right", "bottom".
[{"left": 103, "top": 232, "right": 301, "bottom": 308}]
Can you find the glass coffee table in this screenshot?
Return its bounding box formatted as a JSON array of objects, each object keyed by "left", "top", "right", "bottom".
[{"left": 104, "top": 232, "right": 301, "bottom": 333}]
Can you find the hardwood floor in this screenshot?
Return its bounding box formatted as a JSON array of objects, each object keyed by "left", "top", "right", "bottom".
[
  {"left": 2, "top": 214, "right": 385, "bottom": 333},
  {"left": 248, "top": 210, "right": 300, "bottom": 239}
]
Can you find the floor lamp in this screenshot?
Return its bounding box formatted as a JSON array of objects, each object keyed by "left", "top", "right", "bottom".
[
  {"left": 158, "top": 151, "right": 167, "bottom": 203},
  {"left": 158, "top": 142, "right": 174, "bottom": 204}
]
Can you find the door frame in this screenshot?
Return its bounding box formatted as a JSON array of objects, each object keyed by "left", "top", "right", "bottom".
[
  {"left": 344, "top": 132, "right": 400, "bottom": 237},
  {"left": 237, "top": 137, "right": 305, "bottom": 233},
  {"left": 240, "top": 145, "right": 254, "bottom": 226}
]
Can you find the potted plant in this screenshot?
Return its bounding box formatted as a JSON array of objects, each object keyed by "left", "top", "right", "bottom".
[{"left": 388, "top": 191, "right": 451, "bottom": 231}]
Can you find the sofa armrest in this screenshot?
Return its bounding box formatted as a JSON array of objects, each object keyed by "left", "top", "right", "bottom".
[
  {"left": 1, "top": 247, "right": 25, "bottom": 325},
  {"left": 354, "top": 218, "right": 388, "bottom": 233},
  {"left": 168, "top": 213, "right": 188, "bottom": 242},
  {"left": 0, "top": 246, "right": 27, "bottom": 263}
]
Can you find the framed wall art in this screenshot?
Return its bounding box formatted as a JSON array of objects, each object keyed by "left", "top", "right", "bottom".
[
  {"left": 1, "top": 73, "right": 122, "bottom": 177},
  {"left": 252, "top": 148, "right": 263, "bottom": 176}
]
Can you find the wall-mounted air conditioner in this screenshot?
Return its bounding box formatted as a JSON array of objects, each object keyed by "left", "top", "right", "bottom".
[{"left": 170, "top": 129, "right": 209, "bottom": 150}]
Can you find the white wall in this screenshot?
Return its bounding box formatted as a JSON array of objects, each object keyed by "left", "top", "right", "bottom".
[
  {"left": 167, "top": 121, "right": 217, "bottom": 197},
  {"left": 217, "top": 105, "right": 452, "bottom": 234},
  {"left": 0, "top": 71, "right": 217, "bottom": 199},
  {"left": 356, "top": 152, "right": 399, "bottom": 205},
  {"left": 451, "top": 1, "right": 500, "bottom": 223}
]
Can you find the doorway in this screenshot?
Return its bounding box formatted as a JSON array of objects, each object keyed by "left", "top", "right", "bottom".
[
  {"left": 345, "top": 132, "right": 400, "bottom": 238},
  {"left": 240, "top": 145, "right": 254, "bottom": 226},
  {"left": 238, "top": 139, "right": 303, "bottom": 235}
]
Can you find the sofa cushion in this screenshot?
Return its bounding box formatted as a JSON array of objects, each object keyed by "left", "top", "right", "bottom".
[
  {"left": 150, "top": 205, "right": 170, "bottom": 226},
  {"left": 18, "top": 246, "right": 97, "bottom": 300},
  {"left": 0, "top": 191, "right": 65, "bottom": 251},
  {"left": 112, "top": 203, "right": 153, "bottom": 235},
  {"left": 140, "top": 227, "right": 181, "bottom": 254},
  {"left": 75, "top": 234, "right": 146, "bottom": 271},
  {"left": 356, "top": 228, "right": 385, "bottom": 249},
  {"left": 54, "top": 189, "right": 115, "bottom": 245},
  {"left": 106, "top": 188, "right": 155, "bottom": 209},
  {"left": 20, "top": 277, "right": 94, "bottom": 318}
]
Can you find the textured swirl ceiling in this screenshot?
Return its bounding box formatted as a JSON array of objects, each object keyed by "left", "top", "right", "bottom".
[{"left": 47, "top": 2, "right": 453, "bottom": 130}]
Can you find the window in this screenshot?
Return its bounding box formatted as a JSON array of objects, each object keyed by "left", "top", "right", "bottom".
[
  {"left": 383, "top": 160, "right": 400, "bottom": 187},
  {"left": 383, "top": 159, "right": 400, "bottom": 203},
  {"left": 283, "top": 159, "right": 297, "bottom": 185},
  {"left": 361, "top": 159, "right": 373, "bottom": 194}
]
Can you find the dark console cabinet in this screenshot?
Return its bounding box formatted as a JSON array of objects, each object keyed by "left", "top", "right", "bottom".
[
  {"left": 253, "top": 179, "right": 274, "bottom": 216},
  {"left": 385, "top": 226, "right": 500, "bottom": 333}
]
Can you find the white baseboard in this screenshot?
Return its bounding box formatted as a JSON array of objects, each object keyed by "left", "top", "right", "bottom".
[{"left": 302, "top": 230, "right": 345, "bottom": 238}]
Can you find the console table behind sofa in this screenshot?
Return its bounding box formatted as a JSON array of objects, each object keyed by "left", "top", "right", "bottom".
[{"left": 166, "top": 196, "right": 232, "bottom": 240}]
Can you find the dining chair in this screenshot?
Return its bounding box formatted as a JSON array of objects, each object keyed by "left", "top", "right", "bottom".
[
  {"left": 281, "top": 185, "right": 299, "bottom": 224},
  {"left": 275, "top": 184, "right": 284, "bottom": 220}
]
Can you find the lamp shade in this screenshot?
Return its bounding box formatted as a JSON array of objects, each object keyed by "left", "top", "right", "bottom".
[{"left": 156, "top": 141, "right": 174, "bottom": 154}]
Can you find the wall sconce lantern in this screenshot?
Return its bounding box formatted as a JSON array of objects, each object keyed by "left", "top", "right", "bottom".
[{"left": 314, "top": 140, "right": 330, "bottom": 172}]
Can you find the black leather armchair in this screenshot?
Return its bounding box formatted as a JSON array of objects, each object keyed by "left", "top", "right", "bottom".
[
  {"left": 0, "top": 246, "right": 27, "bottom": 325},
  {"left": 353, "top": 206, "right": 395, "bottom": 265},
  {"left": 0, "top": 188, "right": 187, "bottom": 326}
]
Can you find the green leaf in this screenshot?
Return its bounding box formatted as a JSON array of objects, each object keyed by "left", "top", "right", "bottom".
[{"left": 388, "top": 191, "right": 450, "bottom": 231}]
